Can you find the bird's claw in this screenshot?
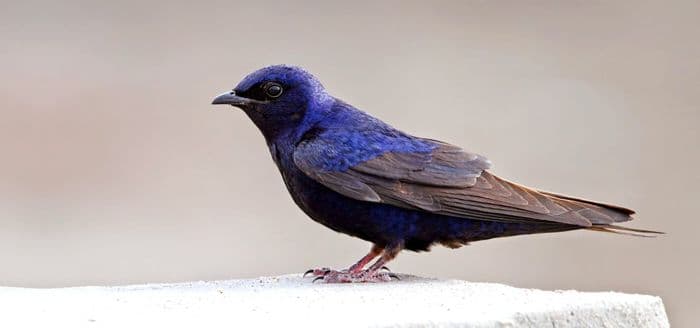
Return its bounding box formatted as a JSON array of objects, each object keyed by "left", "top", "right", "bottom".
[{"left": 303, "top": 267, "right": 331, "bottom": 278}]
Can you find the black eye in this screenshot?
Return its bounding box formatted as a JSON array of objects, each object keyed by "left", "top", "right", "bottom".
[{"left": 264, "top": 83, "right": 283, "bottom": 98}]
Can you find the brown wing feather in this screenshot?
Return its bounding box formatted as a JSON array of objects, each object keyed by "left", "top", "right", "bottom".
[{"left": 295, "top": 139, "right": 635, "bottom": 227}]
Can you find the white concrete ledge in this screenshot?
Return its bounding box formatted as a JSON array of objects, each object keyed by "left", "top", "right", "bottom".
[{"left": 0, "top": 274, "right": 668, "bottom": 327}]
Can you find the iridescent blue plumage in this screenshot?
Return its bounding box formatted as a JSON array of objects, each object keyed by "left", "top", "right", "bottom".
[{"left": 212, "top": 65, "right": 650, "bottom": 283}]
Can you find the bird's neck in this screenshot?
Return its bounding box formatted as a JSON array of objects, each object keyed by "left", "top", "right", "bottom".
[{"left": 265, "top": 127, "right": 302, "bottom": 170}]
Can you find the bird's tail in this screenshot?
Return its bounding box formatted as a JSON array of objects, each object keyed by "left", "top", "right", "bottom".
[
  {"left": 587, "top": 225, "right": 664, "bottom": 237},
  {"left": 538, "top": 191, "right": 664, "bottom": 237}
]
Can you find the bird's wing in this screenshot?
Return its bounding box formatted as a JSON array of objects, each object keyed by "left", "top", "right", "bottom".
[{"left": 294, "top": 137, "right": 633, "bottom": 227}]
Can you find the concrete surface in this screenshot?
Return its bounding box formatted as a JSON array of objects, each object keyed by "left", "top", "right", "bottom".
[{"left": 0, "top": 274, "right": 668, "bottom": 327}]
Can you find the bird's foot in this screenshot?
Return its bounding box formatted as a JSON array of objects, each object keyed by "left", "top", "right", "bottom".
[
  {"left": 310, "top": 269, "right": 399, "bottom": 283},
  {"left": 303, "top": 266, "right": 392, "bottom": 278}
]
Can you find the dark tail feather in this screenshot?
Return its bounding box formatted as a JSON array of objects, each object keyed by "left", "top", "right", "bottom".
[{"left": 587, "top": 224, "right": 664, "bottom": 237}]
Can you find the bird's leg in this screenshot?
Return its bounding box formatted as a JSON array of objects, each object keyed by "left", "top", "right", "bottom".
[
  {"left": 304, "top": 244, "right": 382, "bottom": 277},
  {"left": 313, "top": 243, "right": 403, "bottom": 283},
  {"left": 364, "top": 244, "right": 401, "bottom": 275},
  {"left": 347, "top": 244, "right": 383, "bottom": 273}
]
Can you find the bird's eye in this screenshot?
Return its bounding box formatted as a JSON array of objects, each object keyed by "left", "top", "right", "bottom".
[{"left": 264, "top": 83, "right": 284, "bottom": 98}]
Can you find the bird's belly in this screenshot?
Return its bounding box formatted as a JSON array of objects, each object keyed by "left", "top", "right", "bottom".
[{"left": 279, "top": 168, "right": 410, "bottom": 245}]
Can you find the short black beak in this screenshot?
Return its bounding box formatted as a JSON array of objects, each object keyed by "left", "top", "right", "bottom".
[{"left": 211, "top": 91, "right": 256, "bottom": 107}]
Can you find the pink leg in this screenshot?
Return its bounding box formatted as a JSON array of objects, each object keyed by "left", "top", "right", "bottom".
[{"left": 348, "top": 244, "right": 383, "bottom": 273}]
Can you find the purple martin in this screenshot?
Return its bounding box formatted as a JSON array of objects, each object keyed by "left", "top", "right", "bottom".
[{"left": 212, "top": 65, "right": 660, "bottom": 283}]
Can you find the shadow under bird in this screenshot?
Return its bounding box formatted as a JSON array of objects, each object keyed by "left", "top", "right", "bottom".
[{"left": 212, "top": 65, "right": 660, "bottom": 283}]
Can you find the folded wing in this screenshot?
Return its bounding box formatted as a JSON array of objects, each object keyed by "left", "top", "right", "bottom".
[{"left": 294, "top": 137, "right": 634, "bottom": 227}]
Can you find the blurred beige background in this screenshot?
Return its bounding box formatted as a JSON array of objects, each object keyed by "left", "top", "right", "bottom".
[{"left": 1, "top": 0, "right": 698, "bottom": 325}]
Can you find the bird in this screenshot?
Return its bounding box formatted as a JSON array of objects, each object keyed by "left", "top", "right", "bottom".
[{"left": 211, "top": 65, "right": 660, "bottom": 283}]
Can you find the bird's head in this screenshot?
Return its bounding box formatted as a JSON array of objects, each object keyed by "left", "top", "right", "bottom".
[{"left": 212, "top": 65, "right": 334, "bottom": 142}]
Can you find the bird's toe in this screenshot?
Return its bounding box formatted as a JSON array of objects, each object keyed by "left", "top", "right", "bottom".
[{"left": 303, "top": 267, "right": 332, "bottom": 277}]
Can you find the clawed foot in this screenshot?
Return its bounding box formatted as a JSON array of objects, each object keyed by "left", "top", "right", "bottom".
[
  {"left": 303, "top": 244, "right": 401, "bottom": 283},
  {"left": 303, "top": 266, "right": 392, "bottom": 278},
  {"left": 304, "top": 268, "right": 399, "bottom": 283}
]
